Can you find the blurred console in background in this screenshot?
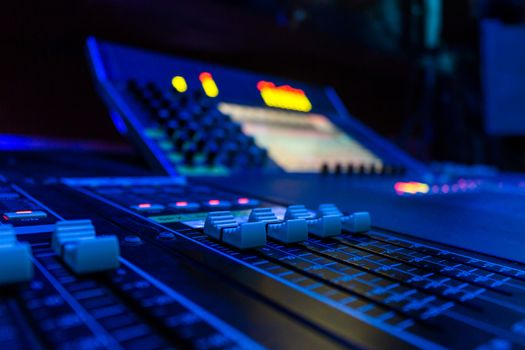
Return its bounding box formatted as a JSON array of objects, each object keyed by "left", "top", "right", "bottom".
[{"left": 4, "top": 0, "right": 511, "bottom": 168}]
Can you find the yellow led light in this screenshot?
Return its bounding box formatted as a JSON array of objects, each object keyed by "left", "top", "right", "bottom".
[
  {"left": 171, "top": 76, "right": 188, "bottom": 93},
  {"left": 199, "top": 72, "right": 219, "bottom": 98},
  {"left": 202, "top": 79, "right": 219, "bottom": 98},
  {"left": 257, "top": 81, "right": 312, "bottom": 112}
]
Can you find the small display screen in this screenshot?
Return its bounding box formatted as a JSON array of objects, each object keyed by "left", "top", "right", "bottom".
[{"left": 219, "top": 103, "right": 382, "bottom": 172}]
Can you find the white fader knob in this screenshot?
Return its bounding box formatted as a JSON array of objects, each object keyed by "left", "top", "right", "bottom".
[
  {"left": 0, "top": 225, "right": 33, "bottom": 285},
  {"left": 285, "top": 205, "right": 342, "bottom": 238},
  {"left": 204, "top": 212, "right": 266, "bottom": 249},
  {"left": 52, "top": 220, "right": 120, "bottom": 274},
  {"left": 249, "top": 208, "right": 308, "bottom": 243},
  {"left": 318, "top": 204, "right": 371, "bottom": 233}
]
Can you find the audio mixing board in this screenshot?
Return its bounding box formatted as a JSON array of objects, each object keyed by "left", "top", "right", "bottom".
[{"left": 2, "top": 38, "right": 525, "bottom": 349}]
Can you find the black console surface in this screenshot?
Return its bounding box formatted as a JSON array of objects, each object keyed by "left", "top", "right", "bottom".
[{"left": 1, "top": 165, "right": 525, "bottom": 349}]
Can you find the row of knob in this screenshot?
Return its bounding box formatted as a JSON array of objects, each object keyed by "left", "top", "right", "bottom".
[
  {"left": 128, "top": 80, "right": 212, "bottom": 114},
  {"left": 204, "top": 204, "right": 371, "bottom": 249},
  {"left": 1, "top": 204, "right": 370, "bottom": 284},
  {"left": 320, "top": 163, "right": 407, "bottom": 176},
  {"left": 127, "top": 79, "right": 268, "bottom": 168},
  {"left": 0, "top": 220, "right": 119, "bottom": 286}
]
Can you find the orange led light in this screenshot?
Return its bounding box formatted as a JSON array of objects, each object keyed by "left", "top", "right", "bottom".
[
  {"left": 257, "top": 81, "right": 312, "bottom": 112},
  {"left": 208, "top": 199, "right": 220, "bottom": 205},
  {"left": 175, "top": 201, "right": 188, "bottom": 207},
  {"left": 394, "top": 182, "right": 430, "bottom": 195},
  {"left": 138, "top": 203, "right": 152, "bottom": 208},
  {"left": 199, "top": 72, "right": 219, "bottom": 98}
]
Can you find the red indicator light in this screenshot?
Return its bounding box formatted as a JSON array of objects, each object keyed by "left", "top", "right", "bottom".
[
  {"left": 138, "top": 203, "right": 151, "bottom": 208},
  {"left": 199, "top": 72, "right": 212, "bottom": 81},
  {"left": 257, "top": 81, "right": 275, "bottom": 90},
  {"left": 2, "top": 215, "right": 8, "bottom": 220},
  {"left": 208, "top": 199, "right": 220, "bottom": 205},
  {"left": 256, "top": 81, "right": 305, "bottom": 95},
  {"left": 175, "top": 201, "right": 188, "bottom": 207},
  {"left": 15, "top": 210, "right": 33, "bottom": 214},
  {"left": 237, "top": 198, "right": 250, "bottom": 204}
]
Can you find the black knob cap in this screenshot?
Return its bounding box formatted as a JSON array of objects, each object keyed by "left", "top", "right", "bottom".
[
  {"left": 157, "top": 109, "right": 171, "bottom": 124},
  {"left": 183, "top": 143, "right": 196, "bottom": 164},
  {"left": 186, "top": 122, "right": 199, "bottom": 137},
  {"left": 166, "top": 120, "right": 180, "bottom": 137},
  {"left": 174, "top": 133, "right": 188, "bottom": 151}
]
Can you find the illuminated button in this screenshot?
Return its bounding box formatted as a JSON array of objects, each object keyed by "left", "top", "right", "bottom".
[
  {"left": 169, "top": 201, "right": 200, "bottom": 211},
  {"left": 0, "top": 225, "right": 33, "bottom": 285},
  {"left": 131, "top": 203, "right": 165, "bottom": 212},
  {"left": 236, "top": 198, "right": 260, "bottom": 208},
  {"left": 203, "top": 199, "right": 231, "bottom": 210},
  {"left": 3, "top": 210, "right": 47, "bottom": 221}
]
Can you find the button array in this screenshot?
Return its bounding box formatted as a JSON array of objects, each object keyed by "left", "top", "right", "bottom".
[{"left": 127, "top": 79, "right": 267, "bottom": 171}]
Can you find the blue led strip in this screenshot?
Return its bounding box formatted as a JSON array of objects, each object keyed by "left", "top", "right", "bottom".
[
  {"left": 86, "top": 37, "right": 108, "bottom": 81},
  {"left": 86, "top": 37, "right": 179, "bottom": 177},
  {"left": 73, "top": 185, "right": 446, "bottom": 350}
]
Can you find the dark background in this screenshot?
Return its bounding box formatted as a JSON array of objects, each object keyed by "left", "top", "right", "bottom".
[{"left": 1, "top": 0, "right": 524, "bottom": 168}]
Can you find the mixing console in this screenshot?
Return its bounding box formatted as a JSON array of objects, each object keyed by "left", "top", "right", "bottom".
[{"left": 1, "top": 37, "right": 525, "bottom": 349}]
